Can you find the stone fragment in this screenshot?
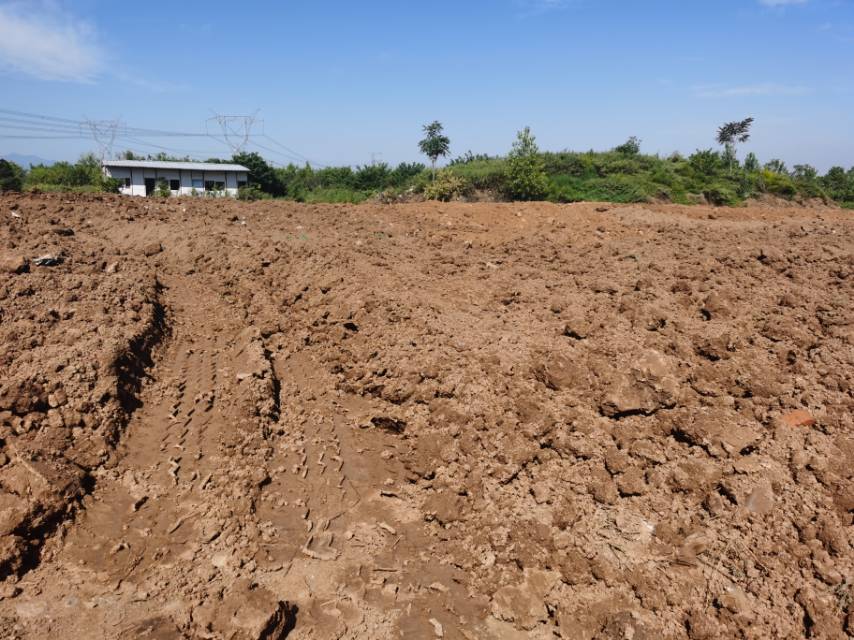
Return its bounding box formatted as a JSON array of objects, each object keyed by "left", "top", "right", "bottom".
[
  {"left": 142, "top": 241, "right": 163, "bottom": 257},
  {"left": 745, "top": 481, "right": 774, "bottom": 515}
]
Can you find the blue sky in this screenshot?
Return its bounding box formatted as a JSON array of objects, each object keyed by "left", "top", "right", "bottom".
[{"left": 1, "top": 0, "right": 852, "bottom": 170}]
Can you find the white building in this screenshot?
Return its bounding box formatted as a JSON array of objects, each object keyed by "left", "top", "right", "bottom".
[{"left": 102, "top": 160, "right": 250, "bottom": 197}]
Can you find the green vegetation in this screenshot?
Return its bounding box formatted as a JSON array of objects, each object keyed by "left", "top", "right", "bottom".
[
  {"left": 22, "top": 152, "right": 114, "bottom": 193},
  {"left": 504, "top": 127, "right": 549, "bottom": 201},
  {"left": 423, "top": 169, "right": 471, "bottom": 202},
  {"left": 716, "top": 117, "right": 754, "bottom": 173},
  {"left": 418, "top": 121, "right": 450, "bottom": 179},
  {"left": 0, "top": 158, "right": 24, "bottom": 192},
  {"left": 155, "top": 179, "right": 171, "bottom": 198},
  {"left": 4, "top": 119, "right": 854, "bottom": 207}
]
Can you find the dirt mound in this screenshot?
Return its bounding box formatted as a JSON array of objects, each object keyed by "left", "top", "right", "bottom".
[
  {"left": 0, "top": 194, "right": 164, "bottom": 578},
  {"left": 0, "top": 193, "right": 852, "bottom": 639}
]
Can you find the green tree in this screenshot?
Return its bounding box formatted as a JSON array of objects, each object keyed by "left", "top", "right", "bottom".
[
  {"left": 418, "top": 121, "right": 450, "bottom": 180},
  {"left": 744, "top": 152, "right": 760, "bottom": 173},
  {"left": 354, "top": 162, "right": 392, "bottom": 190},
  {"left": 764, "top": 159, "right": 788, "bottom": 175},
  {"left": 614, "top": 136, "right": 641, "bottom": 156},
  {"left": 822, "top": 166, "right": 849, "bottom": 201},
  {"left": 504, "top": 126, "right": 548, "bottom": 201},
  {"left": 716, "top": 117, "right": 754, "bottom": 172},
  {"left": 0, "top": 159, "right": 24, "bottom": 192},
  {"left": 688, "top": 149, "right": 722, "bottom": 177},
  {"left": 792, "top": 164, "right": 817, "bottom": 182},
  {"left": 232, "top": 151, "right": 283, "bottom": 196}
]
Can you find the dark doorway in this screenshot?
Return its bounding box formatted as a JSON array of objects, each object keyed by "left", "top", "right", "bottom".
[{"left": 144, "top": 178, "right": 156, "bottom": 196}]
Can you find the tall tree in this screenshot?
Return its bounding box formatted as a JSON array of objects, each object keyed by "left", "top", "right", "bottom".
[
  {"left": 418, "top": 121, "right": 450, "bottom": 180},
  {"left": 716, "top": 117, "right": 754, "bottom": 172}
]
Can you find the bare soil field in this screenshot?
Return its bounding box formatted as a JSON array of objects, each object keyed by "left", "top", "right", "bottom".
[{"left": 0, "top": 193, "right": 852, "bottom": 639}]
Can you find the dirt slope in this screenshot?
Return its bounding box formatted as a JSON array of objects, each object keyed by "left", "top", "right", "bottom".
[{"left": 0, "top": 193, "right": 852, "bottom": 639}]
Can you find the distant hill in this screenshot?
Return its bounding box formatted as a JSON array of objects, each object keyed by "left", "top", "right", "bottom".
[{"left": 1, "top": 153, "right": 54, "bottom": 167}]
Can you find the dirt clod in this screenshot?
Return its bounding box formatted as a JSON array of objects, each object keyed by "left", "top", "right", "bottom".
[{"left": 0, "top": 194, "right": 852, "bottom": 639}]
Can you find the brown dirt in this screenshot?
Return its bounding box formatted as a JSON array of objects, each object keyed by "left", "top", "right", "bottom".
[{"left": 0, "top": 193, "right": 852, "bottom": 639}]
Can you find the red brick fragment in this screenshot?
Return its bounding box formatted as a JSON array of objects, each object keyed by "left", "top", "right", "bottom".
[{"left": 781, "top": 410, "right": 816, "bottom": 428}]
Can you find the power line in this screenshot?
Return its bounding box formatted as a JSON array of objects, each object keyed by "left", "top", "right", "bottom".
[
  {"left": 247, "top": 139, "right": 309, "bottom": 164},
  {"left": 0, "top": 107, "right": 330, "bottom": 168},
  {"left": 0, "top": 134, "right": 91, "bottom": 139},
  {"left": 259, "top": 134, "right": 327, "bottom": 167},
  {"left": 119, "top": 135, "right": 232, "bottom": 158},
  {"left": 0, "top": 108, "right": 211, "bottom": 138}
]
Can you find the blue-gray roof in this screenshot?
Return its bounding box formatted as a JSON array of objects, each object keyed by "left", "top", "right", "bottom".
[{"left": 102, "top": 160, "right": 249, "bottom": 172}]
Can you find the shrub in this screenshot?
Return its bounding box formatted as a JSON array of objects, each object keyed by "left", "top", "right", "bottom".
[
  {"left": 597, "top": 157, "right": 643, "bottom": 176},
  {"left": 237, "top": 185, "right": 270, "bottom": 201},
  {"left": 100, "top": 177, "right": 122, "bottom": 193},
  {"left": 232, "top": 152, "right": 283, "bottom": 196},
  {"left": 302, "top": 187, "right": 372, "bottom": 204},
  {"left": 757, "top": 170, "right": 797, "bottom": 198},
  {"left": 790, "top": 166, "right": 826, "bottom": 199},
  {"left": 764, "top": 159, "right": 788, "bottom": 175},
  {"left": 24, "top": 153, "right": 101, "bottom": 189},
  {"left": 389, "top": 162, "right": 425, "bottom": 187},
  {"left": 316, "top": 166, "right": 355, "bottom": 189},
  {"left": 156, "top": 179, "right": 170, "bottom": 197},
  {"left": 448, "top": 151, "right": 492, "bottom": 166},
  {"left": 542, "top": 152, "right": 595, "bottom": 178},
  {"left": 822, "top": 166, "right": 848, "bottom": 201},
  {"left": 743, "top": 152, "right": 760, "bottom": 173},
  {"left": 602, "top": 176, "right": 651, "bottom": 202},
  {"left": 353, "top": 163, "right": 392, "bottom": 190},
  {"left": 448, "top": 159, "right": 506, "bottom": 191},
  {"left": 0, "top": 159, "right": 24, "bottom": 192},
  {"left": 703, "top": 183, "right": 739, "bottom": 206},
  {"left": 504, "top": 127, "right": 549, "bottom": 201},
  {"left": 689, "top": 149, "right": 723, "bottom": 177},
  {"left": 547, "top": 175, "right": 584, "bottom": 202},
  {"left": 423, "top": 170, "right": 471, "bottom": 201}
]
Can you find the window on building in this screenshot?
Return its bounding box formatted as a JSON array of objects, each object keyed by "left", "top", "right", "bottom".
[
  {"left": 123, "top": 177, "right": 131, "bottom": 188},
  {"left": 205, "top": 181, "right": 225, "bottom": 191},
  {"left": 191, "top": 178, "right": 203, "bottom": 189},
  {"left": 169, "top": 179, "right": 180, "bottom": 191},
  {"left": 237, "top": 180, "right": 247, "bottom": 189}
]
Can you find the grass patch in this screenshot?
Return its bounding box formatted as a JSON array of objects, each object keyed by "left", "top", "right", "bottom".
[{"left": 299, "top": 187, "right": 372, "bottom": 204}]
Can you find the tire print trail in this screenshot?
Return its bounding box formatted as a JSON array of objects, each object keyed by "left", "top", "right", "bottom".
[
  {"left": 6, "top": 277, "right": 479, "bottom": 639},
  {"left": 2, "top": 277, "right": 270, "bottom": 638}
]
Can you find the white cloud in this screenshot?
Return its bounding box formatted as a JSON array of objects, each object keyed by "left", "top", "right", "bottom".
[
  {"left": 758, "top": 0, "right": 809, "bottom": 6},
  {"left": 694, "top": 83, "right": 811, "bottom": 98},
  {"left": 0, "top": 1, "right": 103, "bottom": 82},
  {"left": 515, "top": 0, "right": 574, "bottom": 17}
]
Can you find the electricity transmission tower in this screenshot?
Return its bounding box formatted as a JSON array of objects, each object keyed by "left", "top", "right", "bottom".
[
  {"left": 85, "top": 118, "right": 120, "bottom": 160},
  {"left": 206, "top": 112, "right": 260, "bottom": 154}
]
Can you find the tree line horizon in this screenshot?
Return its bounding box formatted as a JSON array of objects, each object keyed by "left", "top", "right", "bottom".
[{"left": 1, "top": 118, "right": 852, "bottom": 208}]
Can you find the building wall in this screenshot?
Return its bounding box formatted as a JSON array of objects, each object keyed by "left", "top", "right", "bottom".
[{"left": 103, "top": 166, "right": 248, "bottom": 197}]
